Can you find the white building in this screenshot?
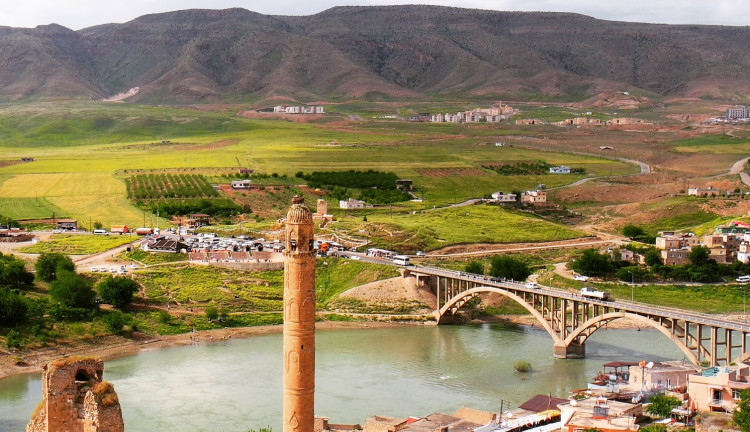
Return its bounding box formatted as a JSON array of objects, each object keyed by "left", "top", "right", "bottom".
[
  {"left": 339, "top": 198, "right": 366, "bottom": 209},
  {"left": 231, "top": 179, "right": 252, "bottom": 189},
  {"left": 549, "top": 166, "right": 572, "bottom": 174},
  {"left": 491, "top": 191, "right": 517, "bottom": 202}
]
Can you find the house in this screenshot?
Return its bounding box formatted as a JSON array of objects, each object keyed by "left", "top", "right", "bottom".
[
  {"left": 231, "top": 179, "right": 252, "bottom": 189},
  {"left": 55, "top": 219, "right": 78, "bottom": 231},
  {"left": 238, "top": 168, "right": 254, "bottom": 175},
  {"left": 189, "top": 214, "right": 211, "bottom": 227},
  {"left": 339, "top": 198, "right": 366, "bottom": 209},
  {"left": 737, "top": 242, "right": 750, "bottom": 264},
  {"left": 688, "top": 186, "right": 720, "bottom": 197},
  {"left": 656, "top": 232, "right": 699, "bottom": 250},
  {"left": 560, "top": 397, "right": 642, "bottom": 432},
  {"left": 688, "top": 364, "right": 750, "bottom": 412},
  {"left": 20, "top": 157, "right": 35, "bottom": 162},
  {"left": 521, "top": 186, "right": 547, "bottom": 204},
  {"left": 624, "top": 361, "right": 701, "bottom": 393},
  {"left": 491, "top": 191, "right": 517, "bottom": 203},
  {"left": 661, "top": 248, "right": 691, "bottom": 266},
  {"left": 703, "top": 233, "right": 740, "bottom": 263},
  {"left": 727, "top": 106, "right": 749, "bottom": 119},
  {"left": 550, "top": 166, "right": 572, "bottom": 174},
  {"left": 396, "top": 179, "right": 413, "bottom": 191},
  {"left": 142, "top": 237, "right": 189, "bottom": 253}
]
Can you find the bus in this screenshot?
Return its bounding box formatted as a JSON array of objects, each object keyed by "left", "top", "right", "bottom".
[{"left": 393, "top": 255, "right": 410, "bottom": 266}]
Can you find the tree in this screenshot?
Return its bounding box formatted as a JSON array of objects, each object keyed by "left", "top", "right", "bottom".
[
  {"left": 734, "top": 388, "right": 750, "bottom": 432},
  {"left": 49, "top": 271, "right": 96, "bottom": 309},
  {"left": 570, "top": 249, "right": 613, "bottom": 276},
  {"left": 689, "top": 246, "right": 713, "bottom": 267},
  {"left": 465, "top": 261, "right": 484, "bottom": 275},
  {"left": 644, "top": 249, "right": 662, "bottom": 267},
  {"left": 102, "top": 311, "right": 130, "bottom": 333},
  {"left": 97, "top": 276, "right": 139, "bottom": 309},
  {"left": 0, "top": 288, "right": 28, "bottom": 326},
  {"left": 646, "top": 393, "right": 681, "bottom": 418},
  {"left": 622, "top": 224, "right": 645, "bottom": 239},
  {"left": 0, "top": 254, "right": 34, "bottom": 287},
  {"left": 489, "top": 256, "right": 531, "bottom": 281},
  {"left": 205, "top": 305, "right": 219, "bottom": 321},
  {"left": 35, "top": 253, "right": 75, "bottom": 282}
]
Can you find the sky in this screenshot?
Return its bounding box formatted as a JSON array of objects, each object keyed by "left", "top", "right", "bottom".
[{"left": 1, "top": 0, "right": 749, "bottom": 30}]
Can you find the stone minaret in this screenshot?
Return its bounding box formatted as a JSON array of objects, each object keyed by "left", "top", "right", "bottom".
[{"left": 283, "top": 196, "right": 316, "bottom": 432}]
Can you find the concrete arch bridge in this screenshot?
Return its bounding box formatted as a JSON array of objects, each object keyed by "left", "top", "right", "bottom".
[{"left": 403, "top": 267, "right": 750, "bottom": 366}]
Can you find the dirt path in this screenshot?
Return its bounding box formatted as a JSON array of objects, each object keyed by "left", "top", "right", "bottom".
[
  {"left": 427, "top": 237, "right": 621, "bottom": 258},
  {"left": 729, "top": 156, "right": 750, "bottom": 186}
]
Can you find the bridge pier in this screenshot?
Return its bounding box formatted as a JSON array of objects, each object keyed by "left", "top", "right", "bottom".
[{"left": 554, "top": 342, "right": 585, "bottom": 359}]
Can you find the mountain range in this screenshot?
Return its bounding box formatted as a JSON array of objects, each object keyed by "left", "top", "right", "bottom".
[{"left": 2, "top": 6, "right": 750, "bottom": 103}]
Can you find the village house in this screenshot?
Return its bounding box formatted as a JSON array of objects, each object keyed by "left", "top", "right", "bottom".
[
  {"left": 339, "top": 198, "right": 367, "bottom": 209},
  {"left": 655, "top": 232, "right": 700, "bottom": 250},
  {"left": 661, "top": 249, "right": 691, "bottom": 266},
  {"left": 559, "top": 397, "right": 642, "bottom": 432},
  {"left": 555, "top": 117, "right": 603, "bottom": 126},
  {"left": 623, "top": 361, "right": 702, "bottom": 393},
  {"left": 727, "top": 106, "right": 749, "bottom": 119},
  {"left": 231, "top": 179, "right": 252, "bottom": 189},
  {"left": 521, "top": 185, "right": 547, "bottom": 204},
  {"left": 396, "top": 179, "right": 413, "bottom": 191},
  {"left": 688, "top": 186, "right": 720, "bottom": 197},
  {"left": 703, "top": 233, "right": 740, "bottom": 264},
  {"left": 688, "top": 364, "right": 750, "bottom": 412},
  {"left": 549, "top": 166, "right": 572, "bottom": 174},
  {"left": 55, "top": 219, "right": 78, "bottom": 231},
  {"left": 273, "top": 105, "right": 324, "bottom": 114},
  {"left": 491, "top": 191, "right": 517, "bottom": 203}
]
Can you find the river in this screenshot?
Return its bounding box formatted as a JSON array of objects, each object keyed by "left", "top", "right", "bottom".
[{"left": 0, "top": 323, "right": 684, "bottom": 432}]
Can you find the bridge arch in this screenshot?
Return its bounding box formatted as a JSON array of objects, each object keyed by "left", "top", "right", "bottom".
[
  {"left": 438, "top": 286, "right": 563, "bottom": 346},
  {"left": 565, "top": 312, "right": 699, "bottom": 364}
]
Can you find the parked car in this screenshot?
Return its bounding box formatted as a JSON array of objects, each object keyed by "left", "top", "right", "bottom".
[
  {"left": 573, "top": 275, "right": 589, "bottom": 281},
  {"left": 129, "top": 264, "right": 138, "bottom": 269},
  {"left": 91, "top": 267, "right": 98, "bottom": 272},
  {"left": 737, "top": 275, "right": 750, "bottom": 283},
  {"left": 351, "top": 255, "right": 361, "bottom": 261},
  {"left": 415, "top": 251, "right": 425, "bottom": 257}
]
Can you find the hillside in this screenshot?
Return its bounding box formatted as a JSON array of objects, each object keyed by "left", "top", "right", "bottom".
[{"left": 2, "top": 6, "right": 750, "bottom": 102}]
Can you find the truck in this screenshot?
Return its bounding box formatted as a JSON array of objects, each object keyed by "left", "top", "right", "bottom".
[
  {"left": 134, "top": 227, "right": 154, "bottom": 236},
  {"left": 580, "top": 287, "right": 612, "bottom": 301},
  {"left": 111, "top": 225, "right": 130, "bottom": 234}
]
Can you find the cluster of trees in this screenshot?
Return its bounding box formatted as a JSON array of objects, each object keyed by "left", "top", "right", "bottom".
[
  {"left": 571, "top": 245, "right": 748, "bottom": 283},
  {"left": 126, "top": 173, "right": 218, "bottom": 200},
  {"left": 485, "top": 161, "right": 585, "bottom": 176},
  {"left": 142, "top": 198, "right": 244, "bottom": 218},
  {"left": 0, "top": 253, "right": 141, "bottom": 347},
  {"left": 296, "top": 170, "right": 411, "bottom": 204},
  {"left": 464, "top": 256, "right": 532, "bottom": 281},
  {"left": 622, "top": 224, "right": 656, "bottom": 244}
]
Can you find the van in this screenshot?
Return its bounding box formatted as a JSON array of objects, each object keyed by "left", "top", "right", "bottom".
[
  {"left": 737, "top": 275, "right": 750, "bottom": 283},
  {"left": 93, "top": 229, "right": 108, "bottom": 235}
]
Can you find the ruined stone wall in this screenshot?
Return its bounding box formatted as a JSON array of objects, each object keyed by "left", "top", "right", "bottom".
[{"left": 26, "top": 357, "right": 124, "bottom": 432}]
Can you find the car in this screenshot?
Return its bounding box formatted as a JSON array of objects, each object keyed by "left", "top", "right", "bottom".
[
  {"left": 100, "top": 266, "right": 107, "bottom": 272},
  {"left": 415, "top": 251, "right": 425, "bottom": 257},
  {"left": 524, "top": 282, "right": 539, "bottom": 289},
  {"left": 109, "top": 267, "right": 117, "bottom": 273},
  {"left": 129, "top": 264, "right": 138, "bottom": 269},
  {"left": 351, "top": 255, "right": 361, "bottom": 261},
  {"left": 91, "top": 267, "right": 98, "bottom": 272},
  {"left": 737, "top": 275, "right": 750, "bottom": 283},
  {"left": 573, "top": 275, "right": 589, "bottom": 281}
]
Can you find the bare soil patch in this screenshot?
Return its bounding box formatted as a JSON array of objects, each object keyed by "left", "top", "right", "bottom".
[{"left": 237, "top": 110, "right": 325, "bottom": 123}]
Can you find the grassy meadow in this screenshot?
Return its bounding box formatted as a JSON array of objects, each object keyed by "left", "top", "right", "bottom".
[
  {"left": 19, "top": 233, "right": 136, "bottom": 254},
  {"left": 0, "top": 101, "right": 634, "bottom": 227}
]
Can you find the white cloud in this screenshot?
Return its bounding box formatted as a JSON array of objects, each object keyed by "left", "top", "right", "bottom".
[{"left": 1, "top": 0, "right": 749, "bottom": 30}]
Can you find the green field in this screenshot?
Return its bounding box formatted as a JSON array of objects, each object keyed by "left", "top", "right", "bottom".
[
  {"left": 331, "top": 205, "right": 586, "bottom": 252},
  {"left": 19, "top": 233, "right": 136, "bottom": 255},
  {"left": 0, "top": 101, "right": 635, "bottom": 226}
]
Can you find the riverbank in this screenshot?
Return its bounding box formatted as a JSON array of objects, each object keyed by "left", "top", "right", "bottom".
[{"left": 0, "top": 320, "right": 426, "bottom": 381}]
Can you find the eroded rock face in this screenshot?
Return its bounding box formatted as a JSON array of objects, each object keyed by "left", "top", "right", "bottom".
[{"left": 26, "top": 357, "right": 124, "bottom": 432}]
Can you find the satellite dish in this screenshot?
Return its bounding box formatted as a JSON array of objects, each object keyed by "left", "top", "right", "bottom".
[
  {"left": 570, "top": 400, "right": 578, "bottom": 406},
  {"left": 506, "top": 412, "right": 514, "bottom": 419},
  {"left": 646, "top": 362, "right": 654, "bottom": 369}
]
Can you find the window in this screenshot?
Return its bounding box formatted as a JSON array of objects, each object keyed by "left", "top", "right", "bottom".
[{"left": 734, "top": 389, "right": 741, "bottom": 400}]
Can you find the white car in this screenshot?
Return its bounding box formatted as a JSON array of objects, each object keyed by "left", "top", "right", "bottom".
[
  {"left": 129, "top": 264, "right": 138, "bottom": 269},
  {"left": 524, "top": 282, "right": 539, "bottom": 289},
  {"left": 90, "top": 267, "right": 98, "bottom": 272},
  {"left": 351, "top": 255, "right": 361, "bottom": 261},
  {"left": 573, "top": 275, "right": 589, "bottom": 281},
  {"left": 737, "top": 275, "right": 750, "bottom": 283}
]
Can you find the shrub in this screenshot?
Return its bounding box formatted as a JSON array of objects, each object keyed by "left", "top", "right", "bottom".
[
  {"left": 513, "top": 360, "right": 532, "bottom": 372},
  {"left": 465, "top": 261, "right": 484, "bottom": 275},
  {"left": 102, "top": 312, "right": 130, "bottom": 333},
  {"left": 0, "top": 289, "right": 28, "bottom": 326},
  {"left": 49, "top": 271, "right": 96, "bottom": 309},
  {"left": 35, "top": 253, "right": 75, "bottom": 282},
  {"left": 570, "top": 249, "right": 613, "bottom": 277},
  {"left": 490, "top": 256, "right": 531, "bottom": 281},
  {"left": 6, "top": 329, "right": 23, "bottom": 349},
  {"left": 205, "top": 306, "right": 219, "bottom": 321},
  {"left": 0, "top": 254, "right": 34, "bottom": 287},
  {"left": 646, "top": 393, "right": 681, "bottom": 417},
  {"left": 97, "top": 276, "right": 139, "bottom": 309}
]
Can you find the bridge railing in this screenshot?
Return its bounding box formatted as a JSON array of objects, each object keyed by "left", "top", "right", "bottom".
[{"left": 408, "top": 265, "right": 750, "bottom": 332}]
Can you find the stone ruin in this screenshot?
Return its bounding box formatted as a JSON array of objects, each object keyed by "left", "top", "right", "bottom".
[{"left": 26, "top": 357, "right": 124, "bottom": 432}]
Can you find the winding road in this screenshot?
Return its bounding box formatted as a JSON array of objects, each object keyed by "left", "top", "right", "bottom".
[{"left": 729, "top": 156, "right": 750, "bottom": 186}]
